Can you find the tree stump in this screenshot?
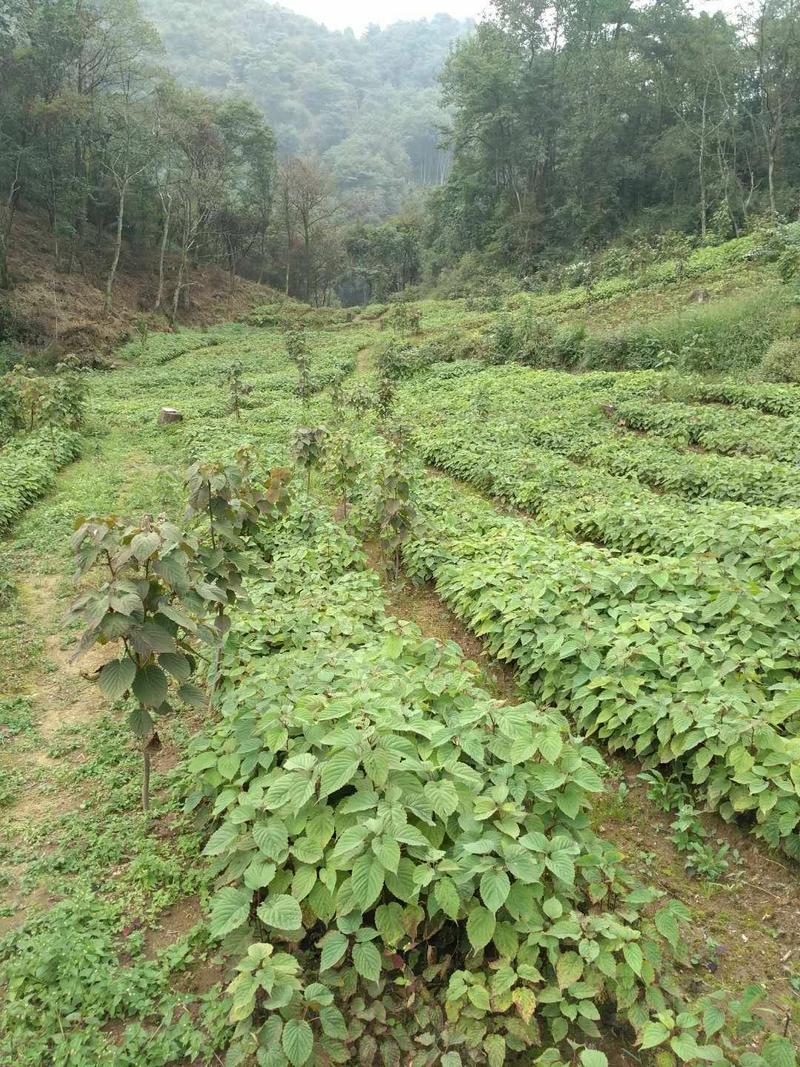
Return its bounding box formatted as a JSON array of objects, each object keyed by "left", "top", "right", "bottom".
[{"left": 157, "top": 407, "right": 183, "bottom": 425}]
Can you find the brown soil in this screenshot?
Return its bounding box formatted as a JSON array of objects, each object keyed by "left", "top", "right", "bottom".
[{"left": 5, "top": 210, "right": 281, "bottom": 355}]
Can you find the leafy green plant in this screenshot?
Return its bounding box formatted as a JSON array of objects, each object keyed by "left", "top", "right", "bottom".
[
  {"left": 293, "top": 426, "right": 327, "bottom": 493},
  {"left": 376, "top": 373, "right": 395, "bottom": 423},
  {"left": 135, "top": 317, "right": 150, "bottom": 358},
  {"left": 68, "top": 456, "right": 290, "bottom": 811},
  {"left": 343, "top": 380, "right": 375, "bottom": 420},
  {"left": 326, "top": 433, "right": 361, "bottom": 519},
  {"left": 187, "top": 501, "right": 729, "bottom": 1065},
  {"left": 0, "top": 427, "right": 82, "bottom": 534},
  {"left": 384, "top": 301, "right": 421, "bottom": 336},
  {"left": 374, "top": 439, "right": 419, "bottom": 575},
  {"left": 69, "top": 512, "right": 211, "bottom": 811},
  {"left": 286, "top": 326, "right": 313, "bottom": 407},
  {"left": 184, "top": 453, "right": 292, "bottom": 700},
  {"left": 227, "top": 361, "right": 254, "bottom": 419},
  {"left": 640, "top": 771, "right": 692, "bottom": 813}
]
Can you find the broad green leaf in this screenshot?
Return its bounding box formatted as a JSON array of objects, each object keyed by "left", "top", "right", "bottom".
[
  {"left": 178, "top": 682, "right": 206, "bottom": 708},
  {"left": 203, "top": 822, "right": 239, "bottom": 856},
  {"left": 158, "top": 651, "right": 192, "bottom": 682},
  {"left": 372, "top": 835, "right": 401, "bottom": 874},
  {"left": 128, "top": 705, "right": 154, "bottom": 738},
  {"left": 512, "top": 987, "right": 537, "bottom": 1024},
  {"left": 543, "top": 896, "right": 563, "bottom": 919},
  {"left": 622, "top": 942, "right": 643, "bottom": 976},
  {"left": 253, "top": 818, "right": 289, "bottom": 859},
  {"left": 352, "top": 940, "right": 382, "bottom": 982},
  {"left": 639, "top": 1021, "right": 671, "bottom": 1049},
  {"left": 556, "top": 950, "right": 584, "bottom": 989},
  {"left": 319, "top": 930, "right": 349, "bottom": 971},
  {"left": 208, "top": 886, "right": 251, "bottom": 939},
  {"left": 99, "top": 657, "right": 136, "bottom": 700},
  {"left": 258, "top": 894, "right": 302, "bottom": 931},
  {"left": 655, "top": 908, "right": 680, "bottom": 948},
  {"left": 539, "top": 731, "right": 563, "bottom": 764},
  {"left": 282, "top": 1018, "right": 314, "bottom": 1067},
  {"left": 425, "top": 779, "right": 459, "bottom": 819},
  {"left": 244, "top": 859, "right": 276, "bottom": 891},
  {"left": 468, "top": 984, "right": 490, "bottom": 1011},
  {"left": 484, "top": 1035, "right": 507, "bottom": 1067},
  {"left": 580, "top": 1052, "right": 608, "bottom": 1067},
  {"left": 132, "top": 664, "right": 168, "bottom": 708},
  {"left": 480, "top": 869, "right": 510, "bottom": 913},
  {"left": 351, "top": 852, "right": 384, "bottom": 910},
  {"left": 319, "top": 1004, "right": 348, "bottom": 1040},
  {"left": 762, "top": 1037, "right": 797, "bottom": 1067},
  {"left": 702, "top": 1006, "right": 726, "bottom": 1040},
  {"left": 319, "top": 751, "right": 360, "bottom": 798},
  {"left": 375, "top": 902, "right": 405, "bottom": 945},
  {"left": 434, "top": 876, "right": 461, "bottom": 920},
  {"left": 467, "top": 906, "right": 496, "bottom": 952}
]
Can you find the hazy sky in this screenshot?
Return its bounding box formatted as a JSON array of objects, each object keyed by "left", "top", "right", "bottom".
[{"left": 279, "top": 1, "right": 488, "bottom": 32}]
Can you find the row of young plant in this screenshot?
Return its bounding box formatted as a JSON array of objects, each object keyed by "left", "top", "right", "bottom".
[
  {"left": 415, "top": 367, "right": 800, "bottom": 507},
  {"left": 185, "top": 488, "right": 767, "bottom": 1067},
  {"left": 396, "top": 368, "right": 800, "bottom": 594},
  {"left": 607, "top": 398, "right": 800, "bottom": 463},
  {"left": 0, "top": 428, "right": 83, "bottom": 534},
  {"left": 683, "top": 379, "right": 800, "bottom": 418},
  {"left": 89, "top": 326, "right": 366, "bottom": 478},
  {"left": 0, "top": 360, "right": 87, "bottom": 532},
  {"left": 402, "top": 477, "right": 800, "bottom": 861}
]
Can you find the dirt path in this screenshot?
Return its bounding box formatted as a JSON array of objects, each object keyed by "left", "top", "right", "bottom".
[{"left": 18, "top": 573, "right": 108, "bottom": 745}]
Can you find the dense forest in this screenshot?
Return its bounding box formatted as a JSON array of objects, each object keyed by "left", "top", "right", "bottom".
[
  {"left": 2, "top": 0, "right": 800, "bottom": 314},
  {"left": 141, "top": 0, "right": 470, "bottom": 219},
  {"left": 430, "top": 0, "right": 800, "bottom": 280}
]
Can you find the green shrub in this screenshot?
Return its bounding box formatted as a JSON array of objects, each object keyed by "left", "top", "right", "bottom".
[
  {"left": 583, "top": 292, "right": 797, "bottom": 373},
  {"left": 489, "top": 312, "right": 586, "bottom": 369},
  {"left": 760, "top": 337, "right": 800, "bottom": 383}
]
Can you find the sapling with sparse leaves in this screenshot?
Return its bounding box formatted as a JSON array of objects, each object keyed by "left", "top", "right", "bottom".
[
  {"left": 69, "top": 513, "right": 210, "bottom": 812},
  {"left": 374, "top": 436, "right": 419, "bottom": 576},
  {"left": 286, "top": 325, "right": 312, "bottom": 408},
  {"left": 184, "top": 450, "right": 292, "bottom": 701},
  {"left": 69, "top": 455, "right": 292, "bottom": 812},
  {"left": 135, "top": 318, "right": 149, "bottom": 358},
  {"left": 293, "top": 426, "right": 327, "bottom": 493},
  {"left": 326, "top": 432, "right": 361, "bottom": 519},
  {"left": 226, "top": 361, "right": 253, "bottom": 420},
  {"left": 376, "top": 373, "right": 395, "bottom": 424}
]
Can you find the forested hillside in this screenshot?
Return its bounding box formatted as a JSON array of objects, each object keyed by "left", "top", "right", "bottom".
[
  {"left": 141, "top": 0, "right": 470, "bottom": 218},
  {"left": 428, "top": 0, "right": 800, "bottom": 276}
]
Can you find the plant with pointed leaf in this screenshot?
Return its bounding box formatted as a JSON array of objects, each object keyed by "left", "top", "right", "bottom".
[
  {"left": 184, "top": 451, "right": 292, "bottom": 700},
  {"left": 342, "top": 381, "right": 374, "bottom": 421},
  {"left": 68, "top": 513, "right": 211, "bottom": 812},
  {"left": 376, "top": 374, "right": 395, "bottom": 424},
  {"left": 226, "top": 361, "right": 253, "bottom": 421},
  {"left": 325, "top": 433, "right": 361, "bottom": 520},
  {"left": 374, "top": 438, "right": 419, "bottom": 576},
  {"left": 134, "top": 318, "right": 150, "bottom": 358},
  {"left": 293, "top": 426, "right": 327, "bottom": 494},
  {"left": 286, "top": 326, "right": 312, "bottom": 408}
]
